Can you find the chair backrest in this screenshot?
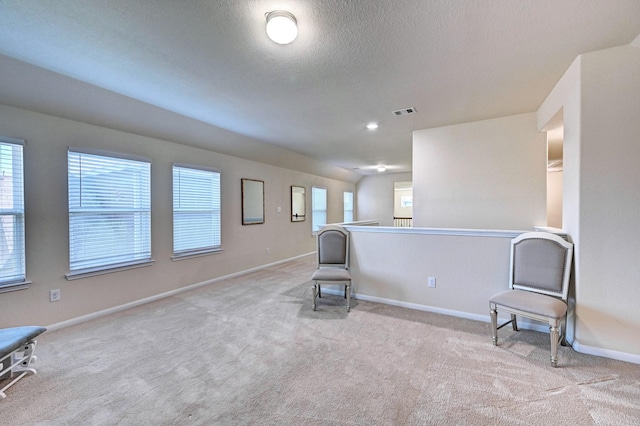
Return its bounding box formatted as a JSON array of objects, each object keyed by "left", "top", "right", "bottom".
[
  {"left": 509, "top": 232, "right": 573, "bottom": 301},
  {"left": 316, "top": 225, "right": 349, "bottom": 269}
]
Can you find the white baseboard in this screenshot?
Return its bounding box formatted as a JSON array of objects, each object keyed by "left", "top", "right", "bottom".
[
  {"left": 321, "top": 289, "right": 554, "bottom": 331},
  {"left": 571, "top": 340, "right": 640, "bottom": 365},
  {"left": 48, "top": 259, "right": 640, "bottom": 366},
  {"left": 47, "top": 252, "right": 315, "bottom": 332},
  {"left": 354, "top": 292, "right": 492, "bottom": 323},
  {"left": 347, "top": 291, "right": 639, "bottom": 365}
]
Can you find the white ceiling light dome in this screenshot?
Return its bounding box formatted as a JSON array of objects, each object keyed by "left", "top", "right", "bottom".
[{"left": 265, "top": 11, "right": 298, "bottom": 45}]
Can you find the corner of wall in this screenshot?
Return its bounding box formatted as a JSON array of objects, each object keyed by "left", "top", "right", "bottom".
[{"left": 537, "top": 56, "right": 582, "bottom": 131}]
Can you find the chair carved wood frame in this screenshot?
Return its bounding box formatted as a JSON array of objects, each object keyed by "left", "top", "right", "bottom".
[
  {"left": 311, "top": 225, "right": 352, "bottom": 312},
  {"left": 489, "top": 232, "right": 573, "bottom": 367}
]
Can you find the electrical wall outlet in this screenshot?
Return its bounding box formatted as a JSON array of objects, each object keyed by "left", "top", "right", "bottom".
[
  {"left": 50, "top": 289, "right": 61, "bottom": 302},
  {"left": 428, "top": 277, "right": 436, "bottom": 288}
]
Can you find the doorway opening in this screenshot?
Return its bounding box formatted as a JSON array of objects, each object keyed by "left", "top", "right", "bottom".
[
  {"left": 393, "top": 181, "right": 413, "bottom": 227},
  {"left": 547, "top": 126, "right": 563, "bottom": 229}
]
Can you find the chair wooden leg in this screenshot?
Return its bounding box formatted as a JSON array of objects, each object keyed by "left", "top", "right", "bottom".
[
  {"left": 346, "top": 282, "right": 351, "bottom": 312},
  {"left": 560, "top": 316, "right": 568, "bottom": 346},
  {"left": 550, "top": 325, "right": 560, "bottom": 367},
  {"left": 510, "top": 314, "right": 519, "bottom": 331},
  {"left": 312, "top": 283, "right": 318, "bottom": 311},
  {"left": 490, "top": 307, "right": 498, "bottom": 345}
]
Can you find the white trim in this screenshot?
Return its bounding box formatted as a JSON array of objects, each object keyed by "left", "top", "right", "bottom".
[
  {"left": 48, "top": 252, "right": 315, "bottom": 331},
  {"left": 50, "top": 254, "right": 640, "bottom": 366},
  {"left": 0, "top": 280, "right": 32, "bottom": 294},
  {"left": 321, "top": 288, "right": 556, "bottom": 334},
  {"left": 325, "top": 289, "right": 594, "bottom": 358},
  {"left": 338, "top": 220, "right": 379, "bottom": 227},
  {"left": 572, "top": 340, "right": 640, "bottom": 365},
  {"left": 172, "top": 248, "right": 223, "bottom": 261},
  {"left": 320, "top": 288, "right": 491, "bottom": 323},
  {"left": 65, "top": 259, "right": 155, "bottom": 280},
  {"left": 344, "top": 225, "right": 527, "bottom": 238}
]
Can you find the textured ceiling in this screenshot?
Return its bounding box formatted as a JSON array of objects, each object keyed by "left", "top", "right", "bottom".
[{"left": 0, "top": 0, "right": 639, "bottom": 177}]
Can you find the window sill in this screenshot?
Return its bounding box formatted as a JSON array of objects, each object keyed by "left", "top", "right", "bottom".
[
  {"left": 172, "top": 248, "right": 223, "bottom": 261},
  {"left": 0, "top": 280, "right": 32, "bottom": 294},
  {"left": 66, "top": 260, "right": 155, "bottom": 281}
]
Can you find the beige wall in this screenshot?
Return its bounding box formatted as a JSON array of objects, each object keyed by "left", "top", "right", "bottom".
[
  {"left": 356, "top": 172, "right": 412, "bottom": 226},
  {"left": 412, "top": 113, "right": 547, "bottom": 230},
  {"left": 0, "top": 104, "right": 354, "bottom": 327},
  {"left": 538, "top": 43, "right": 640, "bottom": 360},
  {"left": 547, "top": 170, "right": 563, "bottom": 228},
  {"left": 577, "top": 45, "right": 640, "bottom": 357}
]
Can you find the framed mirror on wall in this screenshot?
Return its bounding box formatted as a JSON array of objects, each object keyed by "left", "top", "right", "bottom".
[
  {"left": 241, "top": 178, "right": 265, "bottom": 225},
  {"left": 291, "top": 186, "right": 306, "bottom": 222}
]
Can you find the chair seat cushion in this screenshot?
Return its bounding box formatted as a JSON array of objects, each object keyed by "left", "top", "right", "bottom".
[
  {"left": 311, "top": 267, "right": 351, "bottom": 281},
  {"left": 490, "top": 290, "right": 567, "bottom": 319},
  {"left": 0, "top": 326, "right": 47, "bottom": 358}
]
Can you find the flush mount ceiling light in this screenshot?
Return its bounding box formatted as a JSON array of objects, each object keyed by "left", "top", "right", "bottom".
[
  {"left": 366, "top": 122, "right": 379, "bottom": 130},
  {"left": 265, "top": 10, "right": 297, "bottom": 44},
  {"left": 377, "top": 166, "right": 387, "bottom": 172}
]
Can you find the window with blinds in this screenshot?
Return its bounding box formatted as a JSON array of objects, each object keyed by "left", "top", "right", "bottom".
[
  {"left": 311, "top": 186, "right": 327, "bottom": 232},
  {"left": 0, "top": 138, "right": 26, "bottom": 288},
  {"left": 344, "top": 191, "right": 354, "bottom": 223},
  {"left": 67, "top": 148, "right": 151, "bottom": 276},
  {"left": 172, "top": 165, "right": 221, "bottom": 257}
]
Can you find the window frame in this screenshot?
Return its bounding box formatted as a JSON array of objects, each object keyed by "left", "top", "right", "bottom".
[
  {"left": 311, "top": 186, "right": 327, "bottom": 232},
  {"left": 0, "top": 137, "right": 29, "bottom": 292},
  {"left": 172, "top": 163, "right": 222, "bottom": 260},
  {"left": 343, "top": 191, "right": 354, "bottom": 223},
  {"left": 66, "top": 147, "right": 153, "bottom": 280}
]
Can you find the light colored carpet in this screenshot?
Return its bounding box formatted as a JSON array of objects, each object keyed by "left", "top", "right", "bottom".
[{"left": 2, "top": 255, "right": 640, "bottom": 425}]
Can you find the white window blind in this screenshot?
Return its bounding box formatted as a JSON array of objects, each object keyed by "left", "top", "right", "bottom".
[
  {"left": 0, "top": 138, "right": 25, "bottom": 287},
  {"left": 312, "top": 186, "right": 327, "bottom": 232},
  {"left": 343, "top": 191, "right": 354, "bottom": 223},
  {"left": 173, "top": 165, "right": 221, "bottom": 257},
  {"left": 68, "top": 149, "right": 151, "bottom": 275}
]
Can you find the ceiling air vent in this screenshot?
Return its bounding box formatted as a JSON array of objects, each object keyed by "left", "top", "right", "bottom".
[{"left": 393, "top": 107, "right": 416, "bottom": 116}]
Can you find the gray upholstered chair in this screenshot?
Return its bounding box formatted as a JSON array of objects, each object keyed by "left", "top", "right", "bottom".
[
  {"left": 489, "top": 232, "right": 573, "bottom": 367},
  {"left": 311, "top": 225, "right": 351, "bottom": 312}
]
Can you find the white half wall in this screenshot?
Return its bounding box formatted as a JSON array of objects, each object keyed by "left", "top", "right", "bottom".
[
  {"left": 412, "top": 113, "right": 547, "bottom": 230},
  {"left": 346, "top": 227, "right": 517, "bottom": 321}
]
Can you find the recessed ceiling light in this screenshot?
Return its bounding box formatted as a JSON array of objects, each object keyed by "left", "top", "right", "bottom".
[
  {"left": 377, "top": 166, "right": 386, "bottom": 172},
  {"left": 366, "top": 122, "right": 379, "bottom": 130},
  {"left": 265, "top": 11, "right": 298, "bottom": 44}
]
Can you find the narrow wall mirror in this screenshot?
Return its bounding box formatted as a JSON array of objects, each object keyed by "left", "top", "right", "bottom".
[
  {"left": 291, "top": 186, "right": 306, "bottom": 222},
  {"left": 241, "top": 178, "right": 265, "bottom": 225}
]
